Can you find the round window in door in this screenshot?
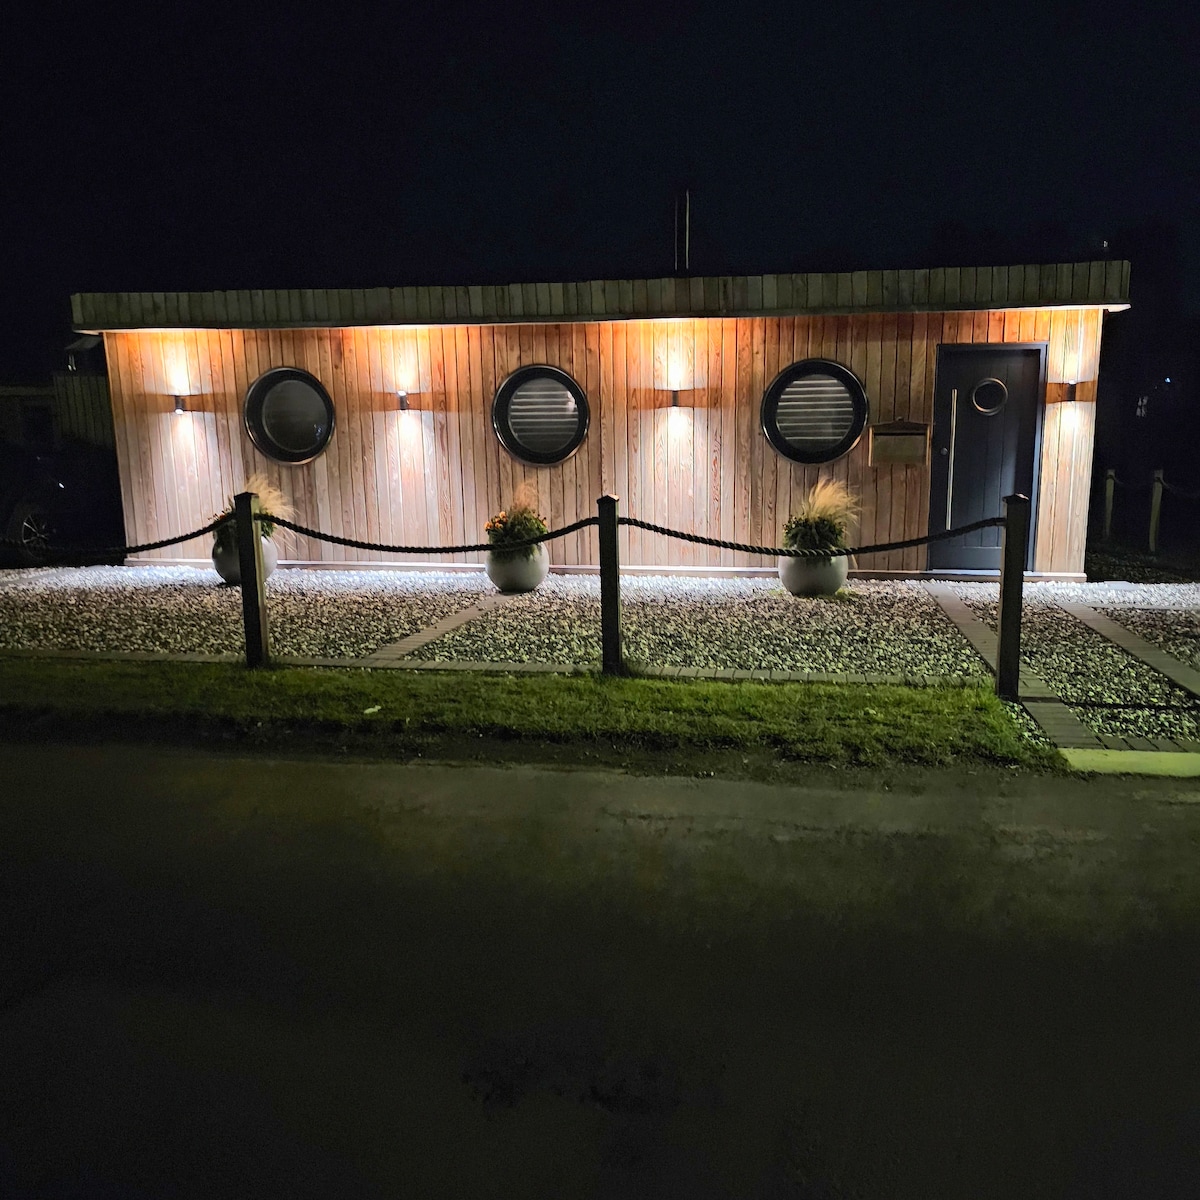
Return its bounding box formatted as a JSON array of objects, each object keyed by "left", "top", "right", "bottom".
[
  {"left": 971, "top": 377, "right": 1007, "bottom": 416},
  {"left": 493, "top": 365, "right": 589, "bottom": 465},
  {"left": 244, "top": 367, "right": 335, "bottom": 464},
  {"left": 761, "top": 359, "right": 869, "bottom": 464}
]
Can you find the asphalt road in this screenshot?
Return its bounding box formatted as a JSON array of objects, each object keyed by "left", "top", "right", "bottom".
[{"left": 2, "top": 743, "right": 1199, "bottom": 1198}]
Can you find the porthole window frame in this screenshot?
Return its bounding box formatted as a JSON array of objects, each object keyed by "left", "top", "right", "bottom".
[
  {"left": 244, "top": 366, "right": 336, "bottom": 465},
  {"left": 492, "top": 364, "right": 590, "bottom": 467},
  {"left": 971, "top": 376, "right": 1008, "bottom": 416},
  {"left": 760, "top": 358, "right": 870, "bottom": 465}
]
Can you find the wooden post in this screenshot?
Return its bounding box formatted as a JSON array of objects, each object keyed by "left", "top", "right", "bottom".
[
  {"left": 597, "top": 495, "right": 624, "bottom": 676},
  {"left": 1149, "top": 469, "right": 1164, "bottom": 555},
  {"left": 996, "top": 493, "right": 1030, "bottom": 702},
  {"left": 235, "top": 491, "right": 270, "bottom": 668},
  {"left": 1103, "top": 468, "right": 1115, "bottom": 541}
]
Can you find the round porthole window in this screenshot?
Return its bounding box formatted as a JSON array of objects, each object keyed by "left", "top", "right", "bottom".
[
  {"left": 761, "top": 359, "right": 869, "bottom": 464},
  {"left": 971, "top": 377, "right": 1007, "bottom": 416},
  {"left": 493, "top": 365, "right": 589, "bottom": 466},
  {"left": 244, "top": 367, "right": 335, "bottom": 464}
]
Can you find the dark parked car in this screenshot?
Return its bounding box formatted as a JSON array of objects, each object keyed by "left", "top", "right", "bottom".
[{"left": 0, "top": 439, "right": 125, "bottom": 565}]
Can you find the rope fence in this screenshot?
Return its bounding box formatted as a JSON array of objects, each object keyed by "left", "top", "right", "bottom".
[
  {"left": 0, "top": 515, "right": 233, "bottom": 563},
  {"left": 2, "top": 490, "right": 1033, "bottom": 700},
  {"left": 263, "top": 514, "right": 598, "bottom": 557},
  {"left": 616, "top": 514, "right": 1005, "bottom": 560},
  {"left": 1101, "top": 467, "right": 1200, "bottom": 552}
]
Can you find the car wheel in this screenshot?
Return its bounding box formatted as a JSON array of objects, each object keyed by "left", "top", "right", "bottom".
[{"left": 5, "top": 501, "right": 55, "bottom": 563}]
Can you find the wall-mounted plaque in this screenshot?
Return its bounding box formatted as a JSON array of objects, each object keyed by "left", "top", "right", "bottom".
[{"left": 869, "top": 420, "right": 930, "bottom": 466}]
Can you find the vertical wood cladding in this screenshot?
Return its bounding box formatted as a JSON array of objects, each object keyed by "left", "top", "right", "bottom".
[{"left": 105, "top": 307, "right": 1105, "bottom": 574}]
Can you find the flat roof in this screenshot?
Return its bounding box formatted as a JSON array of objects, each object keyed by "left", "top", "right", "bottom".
[{"left": 72, "top": 260, "right": 1130, "bottom": 332}]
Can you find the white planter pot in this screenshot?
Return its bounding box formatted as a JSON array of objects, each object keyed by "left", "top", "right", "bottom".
[
  {"left": 213, "top": 535, "right": 278, "bottom": 585},
  {"left": 486, "top": 544, "right": 549, "bottom": 593},
  {"left": 778, "top": 552, "right": 848, "bottom": 597}
]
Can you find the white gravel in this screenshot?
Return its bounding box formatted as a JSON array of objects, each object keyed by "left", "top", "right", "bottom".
[
  {"left": 411, "top": 576, "right": 991, "bottom": 677},
  {"left": 949, "top": 580, "right": 1200, "bottom": 611},
  {"left": 950, "top": 584, "right": 1200, "bottom": 743},
  {"left": 1100, "top": 607, "right": 1200, "bottom": 671},
  {"left": 0, "top": 565, "right": 489, "bottom": 659}
]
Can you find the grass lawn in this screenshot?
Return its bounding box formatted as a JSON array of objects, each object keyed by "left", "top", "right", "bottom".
[
  {"left": 0, "top": 656, "right": 1056, "bottom": 774},
  {"left": 1, "top": 745, "right": 1198, "bottom": 1197}
]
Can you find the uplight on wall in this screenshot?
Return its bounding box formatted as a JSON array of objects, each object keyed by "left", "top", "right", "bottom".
[
  {"left": 396, "top": 389, "right": 410, "bottom": 411},
  {"left": 173, "top": 395, "right": 187, "bottom": 415}
]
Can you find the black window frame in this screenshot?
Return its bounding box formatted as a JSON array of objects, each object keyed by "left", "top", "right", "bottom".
[
  {"left": 492, "top": 364, "right": 590, "bottom": 466},
  {"left": 244, "top": 366, "right": 336, "bottom": 465},
  {"left": 760, "top": 358, "right": 870, "bottom": 465}
]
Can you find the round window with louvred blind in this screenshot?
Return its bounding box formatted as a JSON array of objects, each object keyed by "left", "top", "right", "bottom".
[
  {"left": 760, "top": 359, "right": 869, "bottom": 464},
  {"left": 492, "top": 365, "right": 590, "bottom": 466}
]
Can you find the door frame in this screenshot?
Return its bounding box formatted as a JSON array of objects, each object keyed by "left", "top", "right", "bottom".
[{"left": 928, "top": 341, "right": 1048, "bottom": 572}]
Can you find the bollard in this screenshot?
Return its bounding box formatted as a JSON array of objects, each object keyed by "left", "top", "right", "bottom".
[
  {"left": 597, "top": 494, "right": 624, "bottom": 675},
  {"left": 1103, "top": 468, "right": 1115, "bottom": 541},
  {"left": 996, "top": 493, "right": 1030, "bottom": 702},
  {"left": 234, "top": 491, "right": 270, "bottom": 668},
  {"left": 1149, "top": 469, "right": 1164, "bottom": 555}
]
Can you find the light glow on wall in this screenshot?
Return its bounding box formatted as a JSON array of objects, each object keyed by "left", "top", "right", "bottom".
[
  {"left": 667, "top": 403, "right": 691, "bottom": 437},
  {"left": 1047, "top": 308, "right": 1097, "bottom": 386},
  {"left": 386, "top": 329, "right": 423, "bottom": 395},
  {"left": 161, "top": 337, "right": 195, "bottom": 398},
  {"left": 651, "top": 318, "right": 697, "bottom": 393}
]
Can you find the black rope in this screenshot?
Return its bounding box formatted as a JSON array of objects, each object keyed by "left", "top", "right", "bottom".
[
  {"left": 260, "top": 513, "right": 599, "bottom": 555},
  {"left": 2, "top": 509, "right": 1007, "bottom": 569},
  {"left": 0, "top": 515, "right": 233, "bottom": 565},
  {"left": 1161, "top": 479, "right": 1200, "bottom": 502},
  {"left": 617, "top": 515, "right": 1006, "bottom": 559},
  {"left": 1109, "top": 475, "right": 1151, "bottom": 492}
]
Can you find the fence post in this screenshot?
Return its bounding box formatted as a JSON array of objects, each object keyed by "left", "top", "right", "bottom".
[
  {"left": 1103, "top": 468, "right": 1115, "bottom": 541},
  {"left": 597, "top": 494, "right": 624, "bottom": 676},
  {"left": 996, "top": 493, "right": 1030, "bottom": 702},
  {"left": 235, "top": 491, "right": 270, "bottom": 668},
  {"left": 1149, "top": 469, "right": 1164, "bottom": 555}
]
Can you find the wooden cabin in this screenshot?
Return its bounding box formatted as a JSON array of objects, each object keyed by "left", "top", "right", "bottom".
[{"left": 72, "top": 260, "right": 1129, "bottom": 579}]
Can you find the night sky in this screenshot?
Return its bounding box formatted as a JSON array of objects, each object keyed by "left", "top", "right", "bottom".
[{"left": 3, "top": 0, "right": 1198, "bottom": 383}]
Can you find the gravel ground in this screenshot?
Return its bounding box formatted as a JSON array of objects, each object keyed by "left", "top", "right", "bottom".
[
  {"left": 4, "top": 567, "right": 1197, "bottom": 749},
  {"left": 410, "top": 576, "right": 991, "bottom": 678},
  {"left": 0, "top": 566, "right": 489, "bottom": 659},
  {"left": 951, "top": 584, "right": 1200, "bottom": 743},
  {"left": 1100, "top": 607, "right": 1200, "bottom": 671}
]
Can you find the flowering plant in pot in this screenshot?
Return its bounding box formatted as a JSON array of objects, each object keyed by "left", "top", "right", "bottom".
[
  {"left": 484, "top": 482, "right": 549, "bottom": 593},
  {"left": 779, "top": 477, "right": 859, "bottom": 596},
  {"left": 211, "top": 472, "right": 295, "bottom": 585}
]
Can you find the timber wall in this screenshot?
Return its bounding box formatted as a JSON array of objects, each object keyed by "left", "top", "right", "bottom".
[{"left": 103, "top": 306, "right": 1104, "bottom": 574}]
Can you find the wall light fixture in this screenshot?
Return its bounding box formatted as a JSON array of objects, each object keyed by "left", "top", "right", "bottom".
[{"left": 173, "top": 395, "right": 186, "bottom": 415}]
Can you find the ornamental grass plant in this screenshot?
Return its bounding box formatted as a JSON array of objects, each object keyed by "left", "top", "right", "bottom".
[
  {"left": 213, "top": 472, "right": 296, "bottom": 553},
  {"left": 782, "top": 478, "right": 860, "bottom": 555},
  {"left": 485, "top": 481, "right": 548, "bottom": 559}
]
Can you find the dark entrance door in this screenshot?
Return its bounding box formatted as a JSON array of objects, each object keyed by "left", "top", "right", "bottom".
[{"left": 927, "top": 344, "right": 1044, "bottom": 571}]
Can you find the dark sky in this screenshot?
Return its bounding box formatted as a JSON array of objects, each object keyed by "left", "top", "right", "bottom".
[{"left": 3, "top": 0, "right": 1197, "bottom": 380}]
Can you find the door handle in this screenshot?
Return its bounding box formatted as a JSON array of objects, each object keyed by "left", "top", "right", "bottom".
[
  {"left": 946, "top": 389, "right": 958, "bottom": 529},
  {"left": 939, "top": 446, "right": 949, "bottom": 456}
]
